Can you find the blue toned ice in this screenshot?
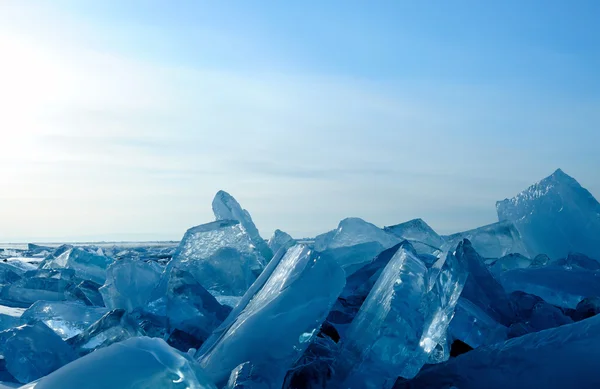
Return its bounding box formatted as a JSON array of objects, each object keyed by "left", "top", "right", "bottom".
[
  {"left": 19, "top": 337, "right": 216, "bottom": 389},
  {"left": 334, "top": 243, "right": 467, "bottom": 388},
  {"left": 198, "top": 244, "right": 345, "bottom": 388},
  {"left": 212, "top": 190, "right": 273, "bottom": 262}
]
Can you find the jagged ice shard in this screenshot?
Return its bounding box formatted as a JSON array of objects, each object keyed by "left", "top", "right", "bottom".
[
  {"left": 497, "top": 168, "right": 600, "bottom": 260},
  {"left": 0, "top": 171, "right": 599, "bottom": 388},
  {"left": 314, "top": 217, "right": 400, "bottom": 275},
  {"left": 268, "top": 229, "right": 296, "bottom": 256},
  {"left": 40, "top": 247, "right": 114, "bottom": 285},
  {"left": 384, "top": 218, "right": 445, "bottom": 255},
  {"left": 212, "top": 190, "right": 273, "bottom": 261},
  {"left": 198, "top": 244, "right": 345, "bottom": 388},
  {"left": 443, "top": 220, "right": 529, "bottom": 259},
  {"left": 334, "top": 243, "right": 467, "bottom": 388},
  {"left": 169, "top": 220, "right": 265, "bottom": 305},
  {"left": 99, "top": 259, "right": 163, "bottom": 312}
]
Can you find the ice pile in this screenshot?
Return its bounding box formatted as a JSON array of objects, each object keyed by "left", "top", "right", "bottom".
[{"left": 0, "top": 169, "right": 599, "bottom": 389}]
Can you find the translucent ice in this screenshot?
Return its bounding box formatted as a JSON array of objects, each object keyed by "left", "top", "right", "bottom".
[
  {"left": 67, "top": 309, "right": 143, "bottom": 356},
  {"left": 198, "top": 244, "right": 345, "bottom": 388},
  {"left": 224, "top": 362, "right": 269, "bottom": 389},
  {"left": 0, "top": 322, "right": 76, "bottom": 383},
  {"left": 449, "top": 298, "right": 508, "bottom": 348},
  {"left": 0, "top": 263, "right": 24, "bottom": 284},
  {"left": 0, "top": 305, "right": 24, "bottom": 332},
  {"left": 21, "top": 337, "right": 216, "bottom": 389},
  {"left": 213, "top": 190, "right": 273, "bottom": 261},
  {"left": 2, "top": 269, "right": 77, "bottom": 306},
  {"left": 443, "top": 221, "right": 529, "bottom": 259},
  {"left": 314, "top": 218, "right": 401, "bottom": 274},
  {"left": 268, "top": 230, "right": 295, "bottom": 256},
  {"left": 334, "top": 243, "right": 467, "bottom": 388},
  {"left": 487, "top": 253, "right": 532, "bottom": 276},
  {"left": 40, "top": 247, "right": 114, "bottom": 285},
  {"left": 498, "top": 266, "right": 600, "bottom": 308},
  {"left": 149, "top": 266, "right": 232, "bottom": 344},
  {"left": 314, "top": 217, "right": 399, "bottom": 252},
  {"left": 100, "top": 259, "right": 163, "bottom": 312},
  {"left": 170, "top": 220, "right": 265, "bottom": 301},
  {"left": 506, "top": 291, "right": 572, "bottom": 336},
  {"left": 20, "top": 301, "right": 108, "bottom": 339},
  {"left": 455, "top": 240, "right": 515, "bottom": 325},
  {"left": 497, "top": 168, "right": 600, "bottom": 260},
  {"left": 384, "top": 218, "right": 445, "bottom": 254},
  {"left": 397, "top": 314, "right": 600, "bottom": 389}
]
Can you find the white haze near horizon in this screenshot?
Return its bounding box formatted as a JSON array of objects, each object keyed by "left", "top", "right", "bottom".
[{"left": 1, "top": 2, "right": 599, "bottom": 243}]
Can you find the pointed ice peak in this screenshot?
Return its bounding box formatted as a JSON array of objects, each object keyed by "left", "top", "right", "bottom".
[
  {"left": 497, "top": 169, "right": 600, "bottom": 260},
  {"left": 212, "top": 190, "right": 273, "bottom": 261},
  {"left": 268, "top": 229, "right": 295, "bottom": 256}
]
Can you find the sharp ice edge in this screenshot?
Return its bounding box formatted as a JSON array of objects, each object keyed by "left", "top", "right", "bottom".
[{"left": 0, "top": 171, "right": 598, "bottom": 389}]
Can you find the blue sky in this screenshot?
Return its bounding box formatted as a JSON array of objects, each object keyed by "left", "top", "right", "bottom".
[{"left": 1, "top": 1, "right": 599, "bottom": 242}]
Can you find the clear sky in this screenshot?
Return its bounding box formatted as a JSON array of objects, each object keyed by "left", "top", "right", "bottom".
[{"left": 1, "top": 0, "right": 599, "bottom": 242}]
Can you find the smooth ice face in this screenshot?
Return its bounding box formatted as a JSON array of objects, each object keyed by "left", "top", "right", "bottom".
[
  {"left": 213, "top": 191, "right": 273, "bottom": 261},
  {"left": 497, "top": 169, "right": 600, "bottom": 260},
  {"left": 313, "top": 218, "right": 400, "bottom": 273},
  {"left": 454, "top": 240, "right": 515, "bottom": 326},
  {"left": 100, "top": 259, "right": 163, "bottom": 312},
  {"left": 20, "top": 301, "right": 108, "bottom": 339},
  {"left": 384, "top": 218, "right": 445, "bottom": 254},
  {"left": 0, "top": 322, "right": 76, "bottom": 383},
  {"left": 449, "top": 298, "right": 508, "bottom": 348},
  {"left": 0, "top": 305, "right": 25, "bottom": 331},
  {"left": 0, "top": 262, "right": 25, "bottom": 284},
  {"left": 507, "top": 291, "right": 573, "bottom": 336},
  {"left": 443, "top": 221, "right": 529, "bottom": 259},
  {"left": 398, "top": 314, "right": 600, "bottom": 389},
  {"left": 22, "top": 337, "right": 216, "bottom": 389},
  {"left": 313, "top": 217, "right": 400, "bottom": 252},
  {"left": 171, "top": 220, "right": 265, "bottom": 300},
  {"left": 498, "top": 266, "right": 600, "bottom": 308},
  {"left": 335, "top": 244, "right": 467, "bottom": 388},
  {"left": 40, "top": 247, "right": 114, "bottom": 285},
  {"left": 198, "top": 244, "right": 345, "bottom": 388},
  {"left": 267, "top": 230, "right": 295, "bottom": 256}
]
